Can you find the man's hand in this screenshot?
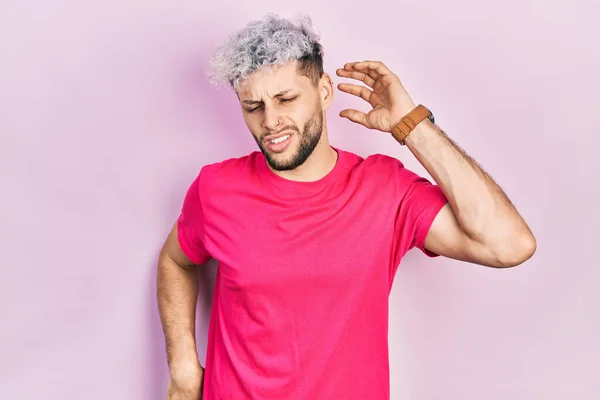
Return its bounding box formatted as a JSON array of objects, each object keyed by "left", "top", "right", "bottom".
[
  {"left": 167, "top": 361, "right": 204, "bottom": 400},
  {"left": 336, "top": 60, "right": 416, "bottom": 132}
]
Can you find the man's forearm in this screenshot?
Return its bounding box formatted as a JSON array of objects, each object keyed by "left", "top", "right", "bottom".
[
  {"left": 403, "top": 119, "right": 535, "bottom": 257},
  {"left": 157, "top": 254, "right": 200, "bottom": 367}
]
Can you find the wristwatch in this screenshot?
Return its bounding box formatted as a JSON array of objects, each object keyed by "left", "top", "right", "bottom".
[{"left": 390, "top": 104, "right": 435, "bottom": 145}]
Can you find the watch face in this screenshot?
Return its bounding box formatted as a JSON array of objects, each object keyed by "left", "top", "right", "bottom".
[{"left": 426, "top": 107, "right": 435, "bottom": 124}]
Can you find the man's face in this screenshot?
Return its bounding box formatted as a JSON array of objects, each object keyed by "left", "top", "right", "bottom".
[{"left": 237, "top": 62, "right": 329, "bottom": 171}]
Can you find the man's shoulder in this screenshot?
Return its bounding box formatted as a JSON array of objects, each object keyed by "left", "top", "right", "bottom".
[
  {"left": 330, "top": 148, "right": 413, "bottom": 194},
  {"left": 344, "top": 151, "right": 406, "bottom": 181},
  {"left": 199, "top": 151, "right": 261, "bottom": 182},
  {"left": 336, "top": 147, "right": 404, "bottom": 169},
  {"left": 362, "top": 152, "right": 405, "bottom": 168}
]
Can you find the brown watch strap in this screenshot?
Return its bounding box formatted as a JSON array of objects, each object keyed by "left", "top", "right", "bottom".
[{"left": 391, "top": 104, "right": 432, "bottom": 145}]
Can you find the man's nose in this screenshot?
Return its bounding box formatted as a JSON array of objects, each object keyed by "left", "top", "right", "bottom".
[{"left": 262, "top": 106, "right": 282, "bottom": 131}]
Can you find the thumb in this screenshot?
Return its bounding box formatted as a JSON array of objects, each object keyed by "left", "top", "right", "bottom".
[{"left": 340, "top": 109, "right": 369, "bottom": 128}]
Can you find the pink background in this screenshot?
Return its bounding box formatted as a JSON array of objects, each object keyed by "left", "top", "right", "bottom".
[{"left": 1, "top": 1, "right": 598, "bottom": 399}]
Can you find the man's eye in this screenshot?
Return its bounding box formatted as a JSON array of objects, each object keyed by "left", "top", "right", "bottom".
[{"left": 246, "top": 97, "right": 295, "bottom": 112}]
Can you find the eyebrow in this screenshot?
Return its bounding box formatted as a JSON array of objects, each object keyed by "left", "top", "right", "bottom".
[{"left": 242, "top": 89, "right": 295, "bottom": 105}]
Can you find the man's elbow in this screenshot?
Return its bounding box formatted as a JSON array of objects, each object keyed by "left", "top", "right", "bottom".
[{"left": 494, "top": 233, "right": 537, "bottom": 268}]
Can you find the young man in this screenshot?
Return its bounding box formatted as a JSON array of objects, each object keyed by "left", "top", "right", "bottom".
[{"left": 157, "top": 13, "right": 536, "bottom": 400}]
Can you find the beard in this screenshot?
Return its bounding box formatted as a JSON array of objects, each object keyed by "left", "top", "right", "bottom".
[{"left": 254, "top": 103, "right": 324, "bottom": 171}]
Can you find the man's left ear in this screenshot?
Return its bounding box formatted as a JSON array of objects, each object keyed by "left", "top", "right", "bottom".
[{"left": 320, "top": 73, "right": 334, "bottom": 109}]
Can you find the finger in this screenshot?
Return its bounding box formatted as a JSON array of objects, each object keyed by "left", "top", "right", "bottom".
[
  {"left": 353, "top": 60, "right": 393, "bottom": 77},
  {"left": 343, "top": 61, "right": 380, "bottom": 81},
  {"left": 339, "top": 109, "right": 370, "bottom": 128},
  {"left": 337, "top": 83, "right": 373, "bottom": 103},
  {"left": 336, "top": 68, "right": 376, "bottom": 88}
]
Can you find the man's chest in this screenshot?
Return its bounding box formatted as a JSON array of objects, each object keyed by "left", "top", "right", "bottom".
[{"left": 202, "top": 193, "right": 396, "bottom": 294}]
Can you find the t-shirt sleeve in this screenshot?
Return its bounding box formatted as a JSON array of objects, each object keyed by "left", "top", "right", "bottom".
[
  {"left": 176, "top": 169, "right": 212, "bottom": 265},
  {"left": 393, "top": 161, "right": 448, "bottom": 258}
]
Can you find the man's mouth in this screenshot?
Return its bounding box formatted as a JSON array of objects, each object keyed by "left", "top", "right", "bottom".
[
  {"left": 263, "top": 130, "right": 294, "bottom": 144},
  {"left": 264, "top": 133, "right": 293, "bottom": 153}
]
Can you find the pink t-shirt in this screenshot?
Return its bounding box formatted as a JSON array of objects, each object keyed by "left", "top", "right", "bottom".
[{"left": 177, "top": 147, "right": 447, "bottom": 399}]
